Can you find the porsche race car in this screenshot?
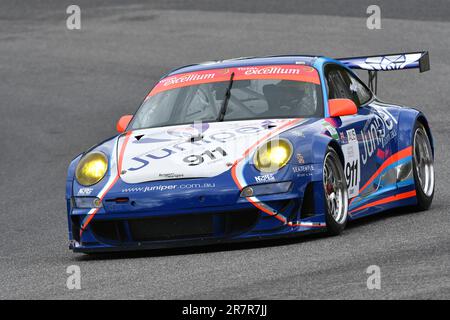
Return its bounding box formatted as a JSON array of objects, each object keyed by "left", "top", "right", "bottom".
[{"left": 66, "top": 52, "right": 434, "bottom": 253}]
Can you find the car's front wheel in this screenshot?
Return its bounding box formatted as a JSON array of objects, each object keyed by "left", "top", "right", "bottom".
[
  {"left": 323, "top": 147, "right": 349, "bottom": 235},
  {"left": 412, "top": 122, "right": 435, "bottom": 210}
]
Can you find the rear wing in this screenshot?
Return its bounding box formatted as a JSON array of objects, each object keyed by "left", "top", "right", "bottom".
[{"left": 337, "top": 51, "right": 430, "bottom": 94}]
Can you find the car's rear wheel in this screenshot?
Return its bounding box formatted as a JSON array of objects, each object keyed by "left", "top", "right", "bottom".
[
  {"left": 412, "top": 122, "right": 435, "bottom": 210},
  {"left": 323, "top": 147, "right": 349, "bottom": 235}
]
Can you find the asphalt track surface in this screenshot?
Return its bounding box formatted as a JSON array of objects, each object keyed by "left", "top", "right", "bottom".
[{"left": 0, "top": 0, "right": 449, "bottom": 299}]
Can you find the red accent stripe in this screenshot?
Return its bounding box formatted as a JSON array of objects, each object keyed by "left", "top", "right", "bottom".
[
  {"left": 349, "top": 146, "right": 412, "bottom": 207},
  {"left": 231, "top": 161, "right": 242, "bottom": 190},
  {"left": 252, "top": 201, "right": 287, "bottom": 223},
  {"left": 230, "top": 118, "right": 304, "bottom": 223},
  {"left": 349, "top": 190, "right": 416, "bottom": 214},
  {"left": 359, "top": 146, "right": 412, "bottom": 195},
  {"left": 80, "top": 131, "right": 133, "bottom": 237},
  {"left": 117, "top": 132, "right": 132, "bottom": 175}
]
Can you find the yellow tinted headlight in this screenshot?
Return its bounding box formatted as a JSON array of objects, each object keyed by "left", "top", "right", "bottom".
[
  {"left": 75, "top": 152, "right": 108, "bottom": 186},
  {"left": 254, "top": 139, "right": 293, "bottom": 172}
]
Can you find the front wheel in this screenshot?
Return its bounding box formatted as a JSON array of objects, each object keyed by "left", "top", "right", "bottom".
[
  {"left": 412, "top": 123, "right": 435, "bottom": 210},
  {"left": 323, "top": 147, "right": 349, "bottom": 235}
]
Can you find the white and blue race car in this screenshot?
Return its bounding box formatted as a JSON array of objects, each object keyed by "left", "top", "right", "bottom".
[{"left": 66, "top": 52, "right": 434, "bottom": 253}]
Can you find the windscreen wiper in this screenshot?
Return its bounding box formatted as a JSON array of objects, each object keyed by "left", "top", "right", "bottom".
[{"left": 217, "top": 72, "right": 235, "bottom": 122}]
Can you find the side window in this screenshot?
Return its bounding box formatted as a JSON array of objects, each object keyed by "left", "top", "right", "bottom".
[
  {"left": 325, "top": 65, "right": 372, "bottom": 107},
  {"left": 326, "top": 67, "right": 352, "bottom": 100},
  {"left": 345, "top": 72, "right": 372, "bottom": 106}
]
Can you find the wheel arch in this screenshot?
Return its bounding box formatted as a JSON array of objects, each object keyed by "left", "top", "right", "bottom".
[
  {"left": 416, "top": 114, "right": 434, "bottom": 156},
  {"left": 397, "top": 108, "right": 434, "bottom": 156},
  {"left": 309, "top": 133, "right": 345, "bottom": 166},
  {"left": 328, "top": 139, "right": 345, "bottom": 166}
]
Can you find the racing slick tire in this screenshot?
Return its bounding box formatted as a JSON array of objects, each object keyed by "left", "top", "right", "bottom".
[
  {"left": 323, "top": 147, "right": 349, "bottom": 236},
  {"left": 412, "top": 121, "right": 435, "bottom": 211}
]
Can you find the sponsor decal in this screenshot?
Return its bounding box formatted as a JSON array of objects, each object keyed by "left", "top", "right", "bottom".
[
  {"left": 291, "top": 129, "right": 305, "bottom": 138},
  {"left": 376, "top": 147, "right": 392, "bottom": 165},
  {"left": 296, "top": 153, "right": 305, "bottom": 164},
  {"left": 148, "top": 65, "right": 320, "bottom": 97},
  {"left": 159, "top": 173, "right": 184, "bottom": 179},
  {"left": 292, "top": 164, "right": 314, "bottom": 173},
  {"left": 341, "top": 107, "right": 397, "bottom": 199},
  {"left": 254, "top": 174, "right": 276, "bottom": 183},
  {"left": 122, "top": 183, "right": 216, "bottom": 193},
  {"left": 126, "top": 123, "right": 268, "bottom": 172},
  {"left": 240, "top": 65, "right": 313, "bottom": 76},
  {"left": 292, "top": 164, "right": 314, "bottom": 177},
  {"left": 322, "top": 120, "right": 339, "bottom": 140},
  {"left": 161, "top": 73, "right": 216, "bottom": 87},
  {"left": 77, "top": 187, "right": 93, "bottom": 196},
  {"left": 361, "top": 107, "right": 397, "bottom": 165},
  {"left": 122, "top": 119, "right": 307, "bottom": 184},
  {"left": 347, "top": 128, "right": 358, "bottom": 142},
  {"left": 342, "top": 128, "right": 360, "bottom": 198}
]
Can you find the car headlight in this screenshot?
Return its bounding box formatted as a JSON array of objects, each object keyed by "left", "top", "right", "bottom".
[
  {"left": 253, "top": 139, "right": 293, "bottom": 172},
  {"left": 75, "top": 152, "right": 108, "bottom": 186}
]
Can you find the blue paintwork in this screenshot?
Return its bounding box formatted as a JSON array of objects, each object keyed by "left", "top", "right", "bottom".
[{"left": 66, "top": 55, "right": 432, "bottom": 253}]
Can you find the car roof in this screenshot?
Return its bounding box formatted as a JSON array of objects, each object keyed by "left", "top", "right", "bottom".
[{"left": 166, "top": 55, "right": 321, "bottom": 77}]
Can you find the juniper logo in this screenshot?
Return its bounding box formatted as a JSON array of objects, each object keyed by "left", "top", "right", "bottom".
[{"left": 66, "top": 5, "right": 81, "bottom": 30}]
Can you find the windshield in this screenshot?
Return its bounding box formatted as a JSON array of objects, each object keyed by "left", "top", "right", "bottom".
[{"left": 130, "top": 65, "right": 323, "bottom": 130}]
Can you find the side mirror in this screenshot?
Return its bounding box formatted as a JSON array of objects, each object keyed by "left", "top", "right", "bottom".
[
  {"left": 116, "top": 115, "right": 133, "bottom": 133},
  {"left": 328, "top": 99, "right": 358, "bottom": 117}
]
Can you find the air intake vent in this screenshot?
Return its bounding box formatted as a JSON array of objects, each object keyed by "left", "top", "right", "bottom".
[{"left": 301, "top": 183, "right": 315, "bottom": 218}]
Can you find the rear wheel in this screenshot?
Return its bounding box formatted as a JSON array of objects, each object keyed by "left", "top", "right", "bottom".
[
  {"left": 412, "top": 123, "right": 435, "bottom": 210},
  {"left": 323, "top": 147, "right": 349, "bottom": 235}
]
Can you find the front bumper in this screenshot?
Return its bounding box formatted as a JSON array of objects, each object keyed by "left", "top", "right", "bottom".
[
  {"left": 70, "top": 227, "right": 323, "bottom": 253},
  {"left": 68, "top": 165, "right": 327, "bottom": 253},
  {"left": 69, "top": 194, "right": 326, "bottom": 253}
]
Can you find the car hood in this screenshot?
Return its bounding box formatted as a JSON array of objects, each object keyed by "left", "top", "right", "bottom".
[{"left": 118, "top": 119, "right": 305, "bottom": 184}]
